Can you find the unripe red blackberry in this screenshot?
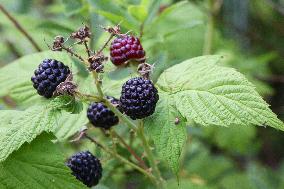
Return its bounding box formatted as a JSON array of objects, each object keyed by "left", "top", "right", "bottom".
[
  {"left": 110, "top": 35, "right": 146, "bottom": 66},
  {"left": 31, "top": 59, "right": 70, "bottom": 98},
  {"left": 120, "top": 77, "right": 159, "bottom": 119},
  {"left": 87, "top": 96, "right": 120, "bottom": 129},
  {"left": 66, "top": 151, "right": 102, "bottom": 187}
]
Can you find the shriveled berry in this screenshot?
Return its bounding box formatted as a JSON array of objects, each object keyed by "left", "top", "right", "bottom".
[
  {"left": 110, "top": 35, "right": 146, "bottom": 65},
  {"left": 31, "top": 59, "right": 70, "bottom": 98},
  {"left": 120, "top": 77, "right": 159, "bottom": 119},
  {"left": 66, "top": 151, "right": 102, "bottom": 187}
]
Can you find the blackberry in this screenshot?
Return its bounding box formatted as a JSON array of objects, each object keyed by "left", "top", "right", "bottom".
[
  {"left": 31, "top": 59, "right": 70, "bottom": 98},
  {"left": 120, "top": 77, "right": 159, "bottom": 119},
  {"left": 66, "top": 151, "right": 102, "bottom": 187},
  {"left": 87, "top": 97, "right": 119, "bottom": 129},
  {"left": 110, "top": 35, "right": 146, "bottom": 66}
]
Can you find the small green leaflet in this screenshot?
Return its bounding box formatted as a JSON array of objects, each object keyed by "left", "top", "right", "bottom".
[
  {"left": 0, "top": 133, "right": 87, "bottom": 189},
  {"left": 145, "top": 55, "right": 284, "bottom": 175}
]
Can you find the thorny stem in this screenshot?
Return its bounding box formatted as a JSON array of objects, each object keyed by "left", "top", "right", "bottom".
[
  {"left": 96, "top": 33, "right": 115, "bottom": 55},
  {"left": 83, "top": 40, "right": 91, "bottom": 57},
  {"left": 137, "top": 120, "right": 165, "bottom": 188},
  {"left": 0, "top": 4, "right": 42, "bottom": 52},
  {"left": 84, "top": 133, "right": 156, "bottom": 182},
  {"left": 62, "top": 46, "right": 87, "bottom": 64},
  {"left": 92, "top": 72, "right": 104, "bottom": 97},
  {"left": 112, "top": 130, "right": 149, "bottom": 170},
  {"left": 139, "top": 22, "right": 145, "bottom": 38}
]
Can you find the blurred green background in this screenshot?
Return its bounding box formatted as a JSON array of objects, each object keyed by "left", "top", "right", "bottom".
[{"left": 0, "top": 0, "right": 284, "bottom": 188}]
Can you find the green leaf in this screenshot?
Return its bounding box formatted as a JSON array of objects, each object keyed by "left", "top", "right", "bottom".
[
  {"left": 0, "top": 106, "right": 57, "bottom": 162},
  {"left": 50, "top": 95, "right": 83, "bottom": 114},
  {"left": 54, "top": 107, "right": 88, "bottom": 141},
  {"left": 145, "top": 93, "right": 187, "bottom": 175},
  {"left": 128, "top": 5, "right": 147, "bottom": 22},
  {"left": 61, "top": 0, "right": 84, "bottom": 16},
  {"left": 0, "top": 133, "right": 87, "bottom": 189},
  {"left": 0, "top": 96, "right": 79, "bottom": 162},
  {"left": 157, "top": 55, "right": 284, "bottom": 130},
  {"left": 93, "top": 10, "right": 137, "bottom": 32}
]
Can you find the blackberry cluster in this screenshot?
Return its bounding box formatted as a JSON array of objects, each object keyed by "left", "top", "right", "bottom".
[
  {"left": 31, "top": 59, "right": 70, "bottom": 98},
  {"left": 87, "top": 97, "right": 119, "bottom": 129},
  {"left": 120, "top": 77, "right": 159, "bottom": 119},
  {"left": 66, "top": 151, "right": 102, "bottom": 187},
  {"left": 110, "top": 35, "right": 146, "bottom": 66}
]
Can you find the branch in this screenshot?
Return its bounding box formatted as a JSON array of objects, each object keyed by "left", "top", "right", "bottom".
[
  {"left": 0, "top": 4, "right": 42, "bottom": 52},
  {"left": 96, "top": 33, "right": 115, "bottom": 55},
  {"left": 84, "top": 133, "right": 156, "bottom": 182},
  {"left": 112, "top": 130, "right": 149, "bottom": 170}
]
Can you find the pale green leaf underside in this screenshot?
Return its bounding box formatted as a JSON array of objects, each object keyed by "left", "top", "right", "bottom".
[
  {"left": 145, "top": 93, "right": 187, "bottom": 174},
  {"left": 0, "top": 133, "right": 87, "bottom": 189},
  {"left": 157, "top": 55, "right": 284, "bottom": 130}
]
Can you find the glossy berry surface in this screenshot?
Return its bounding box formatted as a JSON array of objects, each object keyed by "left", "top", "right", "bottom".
[
  {"left": 87, "top": 97, "right": 119, "bottom": 129},
  {"left": 31, "top": 59, "right": 70, "bottom": 98},
  {"left": 66, "top": 151, "right": 102, "bottom": 187},
  {"left": 110, "top": 35, "right": 146, "bottom": 65},
  {"left": 120, "top": 77, "right": 159, "bottom": 119}
]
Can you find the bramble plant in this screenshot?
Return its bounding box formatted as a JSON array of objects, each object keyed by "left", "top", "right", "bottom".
[{"left": 0, "top": 2, "right": 284, "bottom": 188}]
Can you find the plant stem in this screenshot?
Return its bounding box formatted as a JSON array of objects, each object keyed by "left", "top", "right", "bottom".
[
  {"left": 110, "top": 129, "right": 117, "bottom": 152},
  {"left": 137, "top": 120, "right": 165, "bottom": 188},
  {"left": 92, "top": 72, "right": 104, "bottom": 97},
  {"left": 96, "top": 33, "right": 114, "bottom": 55},
  {"left": 83, "top": 40, "right": 91, "bottom": 57},
  {"left": 84, "top": 133, "right": 156, "bottom": 182},
  {"left": 112, "top": 130, "right": 149, "bottom": 170},
  {"left": 203, "top": 0, "right": 215, "bottom": 55},
  {"left": 103, "top": 99, "right": 137, "bottom": 131},
  {"left": 74, "top": 91, "right": 102, "bottom": 102},
  {"left": 0, "top": 4, "right": 42, "bottom": 52}
]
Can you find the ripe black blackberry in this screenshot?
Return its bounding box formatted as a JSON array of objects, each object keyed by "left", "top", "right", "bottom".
[
  {"left": 110, "top": 35, "right": 146, "bottom": 66},
  {"left": 31, "top": 59, "right": 70, "bottom": 98},
  {"left": 66, "top": 151, "right": 102, "bottom": 187},
  {"left": 87, "top": 97, "right": 120, "bottom": 129},
  {"left": 120, "top": 77, "right": 159, "bottom": 119}
]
